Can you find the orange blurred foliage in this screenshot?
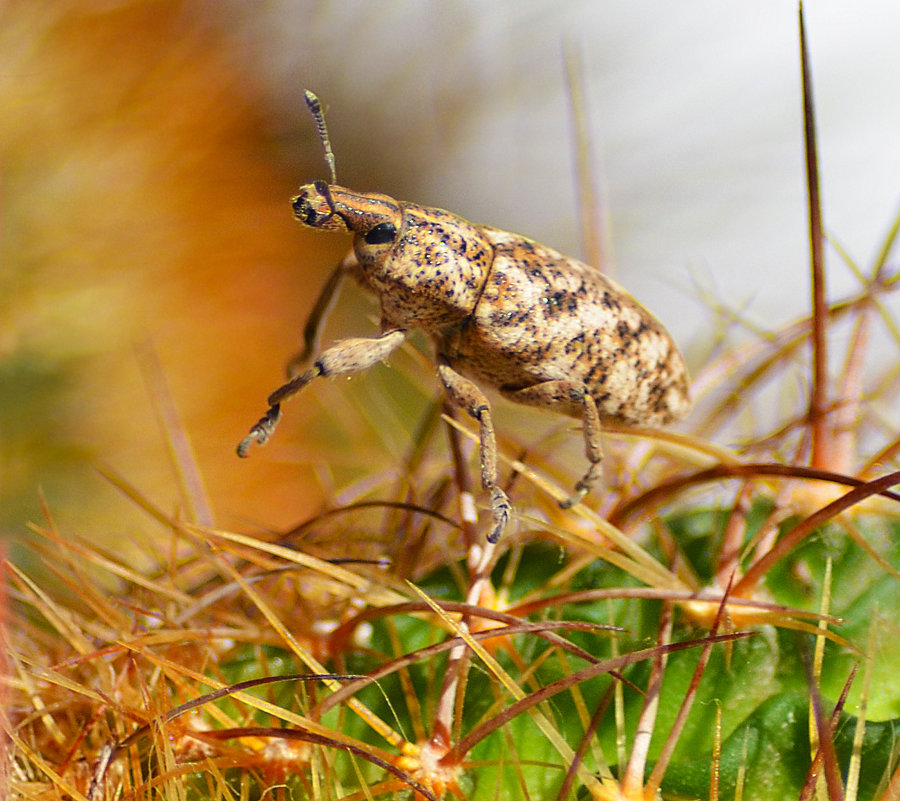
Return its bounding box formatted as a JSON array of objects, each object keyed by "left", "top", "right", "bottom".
[{"left": 0, "top": 1, "right": 345, "bottom": 549}]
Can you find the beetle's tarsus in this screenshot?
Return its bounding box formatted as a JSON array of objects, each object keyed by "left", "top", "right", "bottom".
[
  {"left": 559, "top": 484, "right": 589, "bottom": 510},
  {"left": 487, "top": 486, "right": 511, "bottom": 544},
  {"left": 237, "top": 404, "right": 282, "bottom": 458}
]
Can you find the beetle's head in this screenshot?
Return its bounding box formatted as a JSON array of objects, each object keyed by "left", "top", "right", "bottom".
[
  {"left": 293, "top": 93, "right": 404, "bottom": 258},
  {"left": 292, "top": 181, "right": 403, "bottom": 250}
]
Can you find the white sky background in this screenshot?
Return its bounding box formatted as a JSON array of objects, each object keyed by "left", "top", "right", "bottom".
[{"left": 224, "top": 0, "right": 900, "bottom": 354}]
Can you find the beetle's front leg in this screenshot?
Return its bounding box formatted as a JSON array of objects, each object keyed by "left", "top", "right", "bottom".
[
  {"left": 501, "top": 380, "right": 603, "bottom": 509},
  {"left": 238, "top": 329, "right": 406, "bottom": 457},
  {"left": 437, "top": 362, "right": 511, "bottom": 544},
  {"left": 286, "top": 252, "right": 361, "bottom": 378}
]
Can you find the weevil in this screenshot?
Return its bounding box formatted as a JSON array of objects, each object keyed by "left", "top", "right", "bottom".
[{"left": 238, "top": 91, "right": 690, "bottom": 543}]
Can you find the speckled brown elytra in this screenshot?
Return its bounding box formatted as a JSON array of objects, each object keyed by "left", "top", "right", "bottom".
[{"left": 238, "top": 91, "right": 690, "bottom": 543}]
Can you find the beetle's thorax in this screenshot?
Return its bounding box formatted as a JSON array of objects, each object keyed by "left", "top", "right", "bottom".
[
  {"left": 293, "top": 183, "right": 494, "bottom": 330},
  {"left": 371, "top": 201, "right": 495, "bottom": 329}
]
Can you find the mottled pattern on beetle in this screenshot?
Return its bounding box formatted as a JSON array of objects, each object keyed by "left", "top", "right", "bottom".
[
  {"left": 439, "top": 228, "right": 690, "bottom": 427},
  {"left": 370, "top": 203, "right": 493, "bottom": 329},
  {"left": 295, "top": 185, "right": 494, "bottom": 330},
  {"left": 293, "top": 181, "right": 688, "bottom": 426}
]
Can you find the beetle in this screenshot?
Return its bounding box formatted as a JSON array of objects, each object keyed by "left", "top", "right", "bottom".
[{"left": 238, "top": 91, "right": 690, "bottom": 543}]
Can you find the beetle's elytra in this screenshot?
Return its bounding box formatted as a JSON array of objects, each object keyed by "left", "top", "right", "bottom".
[{"left": 238, "top": 91, "right": 690, "bottom": 543}]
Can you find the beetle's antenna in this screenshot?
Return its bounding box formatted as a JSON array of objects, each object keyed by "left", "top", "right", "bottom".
[
  {"left": 304, "top": 90, "right": 337, "bottom": 186},
  {"left": 312, "top": 179, "right": 351, "bottom": 228}
]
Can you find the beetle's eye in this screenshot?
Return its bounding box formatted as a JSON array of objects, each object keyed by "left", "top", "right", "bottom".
[{"left": 364, "top": 222, "right": 397, "bottom": 245}]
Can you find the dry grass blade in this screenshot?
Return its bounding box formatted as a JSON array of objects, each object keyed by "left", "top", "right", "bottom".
[
  {"left": 611, "top": 463, "right": 900, "bottom": 529},
  {"left": 564, "top": 39, "right": 609, "bottom": 273},
  {"left": 87, "top": 673, "right": 360, "bottom": 794},
  {"left": 135, "top": 340, "right": 213, "bottom": 528},
  {"left": 200, "top": 726, "right": 441, "bottom": 801},
  {"left": 643, "top": 578, "right": 736, "bottom": 797},
  {"left": 408, "top": 581, "right": 606, "bottom": 795},
  {"left": 797, "top": 656, "right": 855, "bottom": 801},
  {"left": 444, "top": 631, "right": 752, "bottom": 766},
  {"left": 620, "top": 599, "right": 673, "bottom": 798},
  {"left": 316, "top": 614, "right": 622, "bottom": 719},
  {"left": 798, "top": 2, "right": 830, "bottom": 472},
  {"left": 734, "top": 469, "right": 900, "bottom": 596},
  {"left": 554, "top": 685, "right": 616, "bottom": 801}
]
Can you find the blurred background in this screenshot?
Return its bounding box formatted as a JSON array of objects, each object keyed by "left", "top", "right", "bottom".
[{"left": 2, "top": 0, "right": 899, "bottom": 560}]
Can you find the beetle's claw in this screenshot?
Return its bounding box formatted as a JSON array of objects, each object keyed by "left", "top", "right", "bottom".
[
  {"left": 487, "top": 486, "right": 511, "bottom": 543},
  {"left": 559, "top": 484, "right": 589, "bottom": 510},
  {"left": 236, "top": 405, "right": 282, "bottom": 457}
]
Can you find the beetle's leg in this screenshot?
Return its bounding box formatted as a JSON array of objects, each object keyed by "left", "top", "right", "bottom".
[
  {"left": 560, "top": 387, "right": 603, "bottom": 509},
  {"left": 238, "top": 329, "right": 406, "bottom": 457},
  {"left": 501, "top": 380, "right": 603, "bottom": 509},
  {"left": 437, "top": 362, "right": 511, "bottom": 544},
  {"left": 286, "top": 252, "right": 359, "bottom": 378}
]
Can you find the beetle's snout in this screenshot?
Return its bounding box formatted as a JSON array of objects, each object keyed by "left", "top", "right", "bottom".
[
  {"left": 291, "top": 191, "right": 318, "bottom": 225},
  {"left": 291, "top": 182, "right": 350, "bottom": 232}
]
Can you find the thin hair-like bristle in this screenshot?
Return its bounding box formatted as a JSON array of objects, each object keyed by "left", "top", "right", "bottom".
[{"left": 304, "top": 90, "right": 337, "bottom": 185}]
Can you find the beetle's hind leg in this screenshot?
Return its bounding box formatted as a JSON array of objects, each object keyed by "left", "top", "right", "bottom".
[
  {"left": 437, "top": 362, "right": 512, "bottom": 544},
  {"left": 501, "top": 380, "right": 603, "bottom": 509}
]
